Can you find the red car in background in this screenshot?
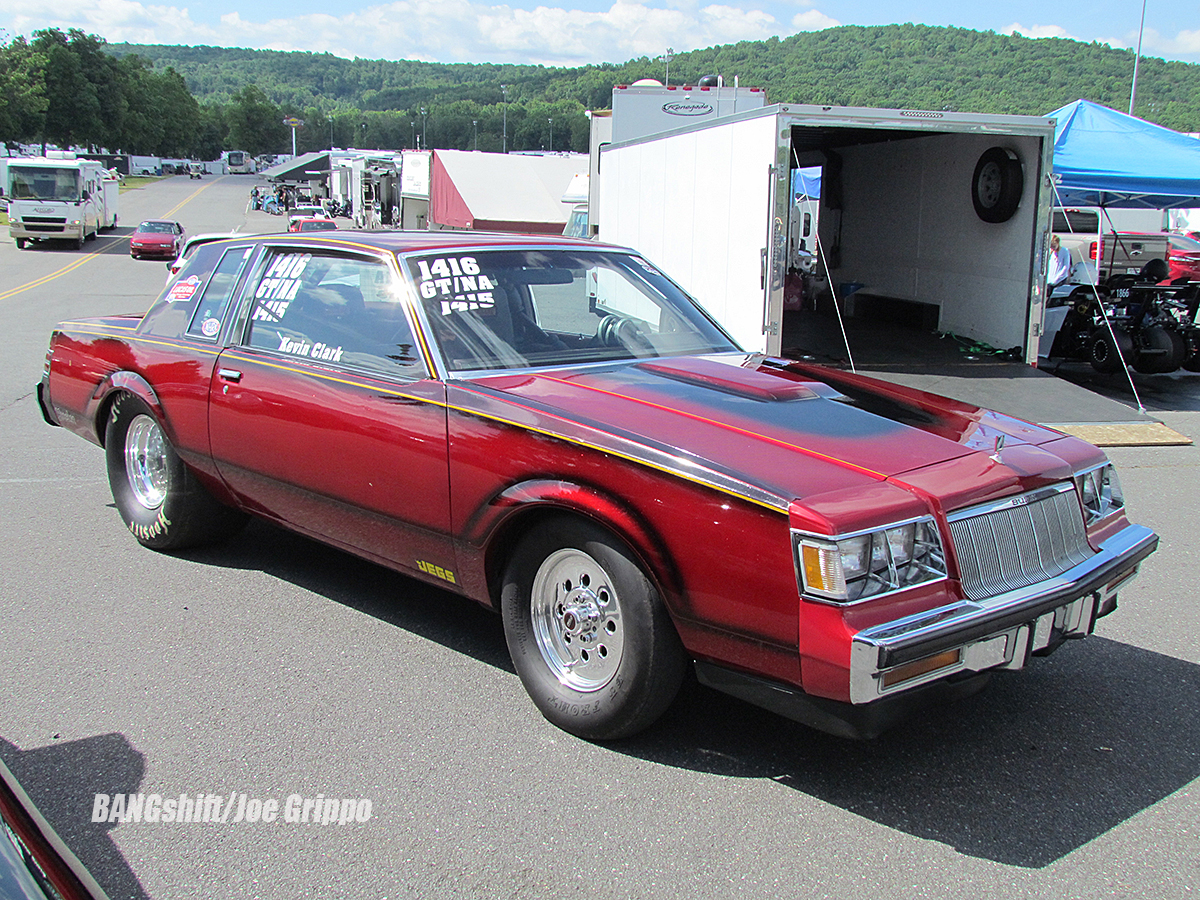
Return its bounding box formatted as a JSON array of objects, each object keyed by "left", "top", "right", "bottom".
[
  {"left": 288, "top": 217, "right": 338, "bottom": 233},
  {"left": 36, "top": 232, "right": 1157, "bottom": 740},
  {"left": 129, "top": 220, "right": 185, "bottom": 260},
  {"left": 1167, "top": 233, "right": 1200, "bottom": 282}
]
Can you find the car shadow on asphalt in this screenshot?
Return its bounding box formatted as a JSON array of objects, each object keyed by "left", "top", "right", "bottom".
[
  {"left": 179, "top": 518, "right": 1200, "bottom": 870},
  {"left": 176, "top": 517, "right": 516, "bottom": 675},
  {"left": 0, "top": 733, "right": 150, "bottom": 899},
  {"left": 622, "top": 638, "right": 1200, "bottom": 869}
]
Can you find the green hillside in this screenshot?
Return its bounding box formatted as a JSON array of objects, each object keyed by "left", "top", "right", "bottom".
[{"left": 110, "top": 24, "right": 1199, "bottom": 131}]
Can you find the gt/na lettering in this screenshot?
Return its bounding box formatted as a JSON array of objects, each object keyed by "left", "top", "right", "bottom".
[{"left": 416, "top": 560, "right": 456, "bottom": 583}]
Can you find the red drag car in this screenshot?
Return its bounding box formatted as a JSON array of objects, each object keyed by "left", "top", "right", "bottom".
[
  {"left": 129, "top": 219, "right": 185, "bottom": 260},
  {"left": 288, "top": 217, "right": 338, "bottom": 233},
  {"left": 37, "top": 232, "right": 1157, "bottom": 739},
  {"left": 1167, "top": 233, "right": 1200, "bottom": 282}
]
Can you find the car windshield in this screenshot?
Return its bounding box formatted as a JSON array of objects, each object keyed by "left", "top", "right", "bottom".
[
  {"left": 8, "top": 166, "right": 80, "bottom": 201},
  {"left": 138, "top": 222, "right": 176, "bottom": 233},
  {"left": 300, "top": 220, "right": 337, "bottom": 231},
  {"left": 405, "top": 248, "right": 739, "bottom": 372},
  {"left": 1169, "top": 234, "right": 1200, "bottom": 252}
]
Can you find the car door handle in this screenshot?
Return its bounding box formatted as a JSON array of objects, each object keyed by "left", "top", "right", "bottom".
[{"left": 218, "top": 368, "right": 243, "bottom": 382}]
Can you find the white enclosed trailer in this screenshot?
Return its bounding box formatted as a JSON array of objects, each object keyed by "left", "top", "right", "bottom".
[{"left": 598, "top": 103, "right": 1057, "bottom": 362}]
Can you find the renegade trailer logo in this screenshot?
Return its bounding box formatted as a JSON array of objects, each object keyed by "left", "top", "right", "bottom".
[{"left": 662, "top": 101, "right": 713, "bottom": 117}]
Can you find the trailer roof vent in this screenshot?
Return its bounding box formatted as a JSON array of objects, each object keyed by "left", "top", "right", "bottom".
[{"left": 900, "top": 109, "right": 945, "bottom": 119}]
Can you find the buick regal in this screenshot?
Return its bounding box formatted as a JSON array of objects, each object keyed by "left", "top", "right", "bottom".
[{"left": 37, "top": 232, "right": 1158, "bottom": 740}]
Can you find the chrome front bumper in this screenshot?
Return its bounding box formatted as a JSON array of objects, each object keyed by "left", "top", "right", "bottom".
[{"left": 849, "top": 524, "right": 1158, "bottom": 704}]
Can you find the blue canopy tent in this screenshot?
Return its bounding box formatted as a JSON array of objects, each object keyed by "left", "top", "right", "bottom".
[
  {"left": 1043, "top": 100, "right": 1200, "bottom": 408},
  {"left": 1049, "top": 99, "right": 1200, "bottom": 209}
]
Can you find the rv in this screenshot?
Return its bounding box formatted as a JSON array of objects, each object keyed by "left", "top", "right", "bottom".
[{"left": 7, "top": 155, "right": 118, "bottom": 250}]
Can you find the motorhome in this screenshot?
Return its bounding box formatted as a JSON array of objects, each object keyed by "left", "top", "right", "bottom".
[{"left": 7, "top": 155, "right": 118, "bottom": 250}]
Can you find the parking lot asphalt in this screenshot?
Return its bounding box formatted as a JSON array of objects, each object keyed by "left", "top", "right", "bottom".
[{"left": 1, "top": 175, "right": 1197, "bottom": 899}]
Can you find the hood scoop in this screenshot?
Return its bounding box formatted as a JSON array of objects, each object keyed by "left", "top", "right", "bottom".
[{"left": 636, "top": 359, "right": 818, "bottom": 403}]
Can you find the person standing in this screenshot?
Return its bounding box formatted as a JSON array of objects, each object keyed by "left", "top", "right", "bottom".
[{"left": 1047, "top": 234, "right": 1072, "bottom": 288}]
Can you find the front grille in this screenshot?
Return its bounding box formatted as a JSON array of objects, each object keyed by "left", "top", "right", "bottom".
[
  {"left": 23, "top": 216, "right": 67, "bottom": 233},
  {"left": 948, "top": 486, "right": 1094, "bottom": 601}
]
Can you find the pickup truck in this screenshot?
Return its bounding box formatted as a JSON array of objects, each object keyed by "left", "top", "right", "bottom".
[{"left": 1053, "top": 209, "right": 1170, "bottom": 282}]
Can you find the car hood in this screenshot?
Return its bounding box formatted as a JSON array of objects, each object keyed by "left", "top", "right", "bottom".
[{"left": 460, "top": 354, "right": 1089, "bottom": 512}]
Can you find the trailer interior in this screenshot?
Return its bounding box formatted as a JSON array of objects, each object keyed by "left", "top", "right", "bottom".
[{"left": 780, "top": 121, "right": 1049, "bottom": 370}]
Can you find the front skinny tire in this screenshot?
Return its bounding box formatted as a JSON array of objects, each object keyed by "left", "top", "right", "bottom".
[{"left": 501, "top": 517, "right": 687, "bottom": 740}]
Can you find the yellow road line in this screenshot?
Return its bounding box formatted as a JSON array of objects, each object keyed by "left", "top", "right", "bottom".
[{"left": 0, "top": 176, "right": 226, "bottom": 302}]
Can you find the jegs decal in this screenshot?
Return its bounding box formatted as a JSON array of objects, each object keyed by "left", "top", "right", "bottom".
[
  {"left": 167, "top": 276, "right": 202, "bottom": 302},
  {"left": 416, "top": 559, "right": 456, "bottom": 584}
]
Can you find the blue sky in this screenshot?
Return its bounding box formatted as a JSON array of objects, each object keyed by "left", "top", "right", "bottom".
[{"left": 1, "top": 0, "right": 1196, "bottom": 68}]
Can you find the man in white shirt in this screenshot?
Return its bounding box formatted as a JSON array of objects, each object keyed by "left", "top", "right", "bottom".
[{"left": 1047, "top": 234, "right": 1072, "bottom": 288}]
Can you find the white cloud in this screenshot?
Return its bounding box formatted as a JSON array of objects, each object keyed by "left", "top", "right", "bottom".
[
  {"left": 0, "top": 0, "right": 821, "bottom": 65},
  {"left": 1136, "top": 27, "right": 1200, "bottom": 63},
  {"left": 1004, "top": 22, "right": 1082, "bottom": 43},
  {"left": 1004, "top": 21, "right": 1200, "bottom": 63},
  {"left": 791, "top": 9, "right": 838, "bottom": 31}
]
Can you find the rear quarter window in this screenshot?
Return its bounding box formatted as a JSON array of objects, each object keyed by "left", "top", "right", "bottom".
[{"left": 139, "top": 242, "right": 246, "bottom": 338}]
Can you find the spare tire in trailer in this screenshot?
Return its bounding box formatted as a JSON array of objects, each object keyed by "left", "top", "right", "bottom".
[{"left": 971, "top": 147, "right": 1024, "bottom": 224}]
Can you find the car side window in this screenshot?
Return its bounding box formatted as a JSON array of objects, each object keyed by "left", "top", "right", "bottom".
[
  {"left": 139, "top": 242, "right": 234, "bottom": 338},
  {"left": 243, "top": 249, "right": 424, "bottom": 378},
  {"left": 186, "top": 246, "right": 255, "bottom": 340}
]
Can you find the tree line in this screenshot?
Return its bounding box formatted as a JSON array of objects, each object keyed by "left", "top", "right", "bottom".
[{"left": 3, "top": 23, "right": 1199, "bottom": 161}]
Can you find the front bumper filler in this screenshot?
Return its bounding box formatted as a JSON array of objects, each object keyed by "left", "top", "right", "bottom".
[{"left": 849, "top": 524, "right": 1158, "bottom": 704}]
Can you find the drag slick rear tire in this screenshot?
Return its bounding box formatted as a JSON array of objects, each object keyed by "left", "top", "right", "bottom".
[
  {"left": 501, "top": 517, "right": 687, "bottom": 740},
  {"left": 104, "top": 393, "right": 246, "bottom": 550}
]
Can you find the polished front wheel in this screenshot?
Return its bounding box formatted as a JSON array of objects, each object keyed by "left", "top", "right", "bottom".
[
  {"left": 502, "top": 517, "right": 686, "bottom": 740},
  {"left": 529, "top": 547, "right": 627, "bottom": 692}
]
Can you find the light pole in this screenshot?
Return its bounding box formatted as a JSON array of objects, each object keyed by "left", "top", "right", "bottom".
[
  {"left": 501, "top": 84, "right": 509, "bottom": 153},
  {"left": 473, "top": 119, "right": 478, "bottom": 151},
  {"left": 420, "top": 107, "right": 428, "bottom": 150},
  {"left": 1129, "top": 0, "right": 1148, "bottom": 115},
  {"left": 548, "top": 118, "right": 553, "bottom": 152},
  {"left": 411, "top": 121, "right": 417, "bottom": 149},
  {"left": 658, "top": 47, "right": 675, "bottom": 85},
  {"left": 360, "top": 121, "right": 367, "bottom": 150}
]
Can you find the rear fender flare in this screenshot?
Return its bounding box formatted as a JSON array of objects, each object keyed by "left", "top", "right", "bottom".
[{"left": 91, "top": 372, "right": 163, "bottom": 447}]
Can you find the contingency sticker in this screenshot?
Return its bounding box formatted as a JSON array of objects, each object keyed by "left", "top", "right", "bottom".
[
  {"left": 200, "top": 317, "right": 221, "bottom": 337},
  {"left": 167, "top": 275, "right": 202, "bottom": 303},
  {"left": 251, "top": 253, "right": 311, "bottom": 322},
  {"left": 414, "top": 256, "right": 497, "bottom": 315}
]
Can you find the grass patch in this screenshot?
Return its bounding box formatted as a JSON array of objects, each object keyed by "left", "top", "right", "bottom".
[{"left": 119, "top": 175, "right": 166, "bottom": 191}]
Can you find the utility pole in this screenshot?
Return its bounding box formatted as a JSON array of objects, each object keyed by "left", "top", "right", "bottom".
[
  {"left": 658, "top": 47, "right": 675, "bottom": 85},
  {"left": 1129, "top": 0, "right": 1148, "bottom": 115},
  {"left": 473, "top": 120, "right": 478, "bottom": 151},
  {"left": 548, "top": 118, "right": 553, "bottom": 152},
  {"left": 501, "top": 85, "right": 509, "bottom": 153}
]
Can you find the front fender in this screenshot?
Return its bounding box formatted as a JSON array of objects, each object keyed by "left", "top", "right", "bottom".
[{"left": 468, "top": 478, "right": 683, "bottom": 613}]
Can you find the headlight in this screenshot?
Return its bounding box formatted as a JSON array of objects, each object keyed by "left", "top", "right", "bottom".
[
  {"left": 1075, "top": 464, "right": 1125, "bottom": 524},
  {"left": 794, "top": 517, "right": 947, "bottom": 604}
]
